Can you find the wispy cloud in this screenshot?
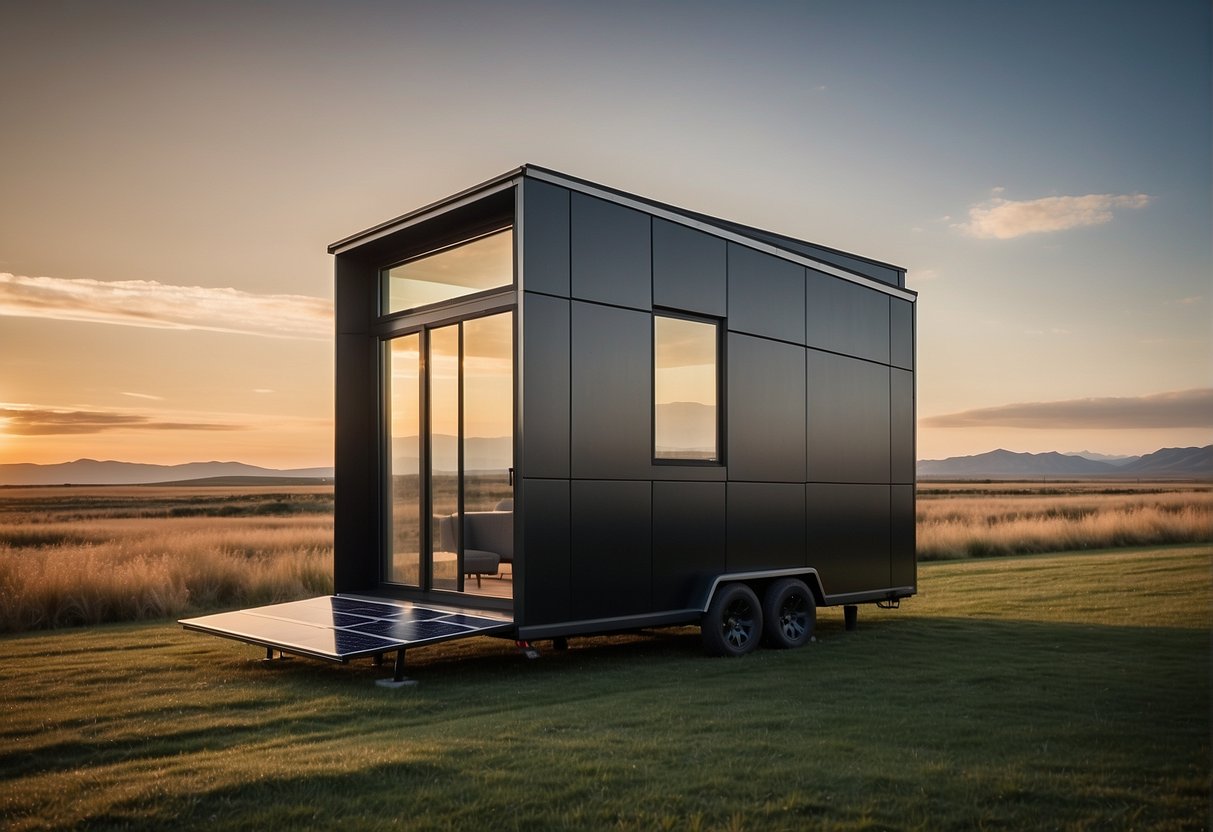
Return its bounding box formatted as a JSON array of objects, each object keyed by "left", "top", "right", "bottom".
[
  {"left": 0, "top": 273, "right": 332, "bottom": 339},
  {"left": 922, "top": 389, "right": 1213, "bottom": 429},
  {"left": 121, "top": 392, "right": 164, "bottom": 401},
  {"left": 0, "top": 405, "right": 239, "bottom": 436},
  {"left": 958, "top": 190, "right": 1151, "bottom": 239}
]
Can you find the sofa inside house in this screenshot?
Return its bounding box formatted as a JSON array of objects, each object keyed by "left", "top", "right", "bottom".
[{"left": 437, "top": 509, "right": 514, "bottom": 585}]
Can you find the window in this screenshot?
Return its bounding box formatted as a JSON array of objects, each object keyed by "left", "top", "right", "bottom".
[
  {"left": 654, "top": 314, "right": 719, "bottom": 462},
  {"left": 381, "top": 228, "right": 512, "bottom": 315}
]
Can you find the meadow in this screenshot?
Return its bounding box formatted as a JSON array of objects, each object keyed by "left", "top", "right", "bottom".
[
  {"left": 918, "top": 481, "right": 1212, "bottom": 560},
  {"left": 0, "top": 486, "right": 333, "bottom": 632},
  {"left": 0, "top": 544, "right": 1207, "bottom": 830},
  {"left": 0, "top": 481, "right": 1209, "bottom": 633}
]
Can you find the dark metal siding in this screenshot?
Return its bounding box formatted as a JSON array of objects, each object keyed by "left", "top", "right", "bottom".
[
  {"left": 570, "top": 301, "right": 652, "bottom": 480},
  {"left": 805, "top": 268, "right": 891, "bottom": 364},
  {"left": 334, "top": 256, "right": 380, "bottom": 594},
  {"left": 807, "top": 351, "right": 890, "bottom": 484},
  {"left": 652, "top": 218, "right": 727, "bottom": 317},
  {"left": 806, "top": 483, "right": 891, "bottom": 596},
  {"left": 726, "top": 482, "right": 807, "bottom": 571},
  {"left": 519, "top": 478, "right": 571, "bottom": 625},
  {"left": 890, "top": 297, "right": 914, "bottom": 371},
  {"left": 521, "top": 293, "right": 570, "bottom": 479},
  {"left": 570, "top": 193, "right": 651, "bottom": 311},
  {"left": 891, "top": 368, "right": 915, "bottom": 485},
  {"left": 891, "top": 484, "right": 916, "bottom": 589},
  {"left": 727, "top": 243, "right": 806, "bottom": 344},
  {"left": 726, "top": 333, "right": 807, "bottom": 482},
  {"left": 521, "top": 179, "right": 570, "bottom": 297},
  {"left": 652, "top": 481, "right": 726, "bottom": 610},
  {"left": 571, "top": 480, "right": 653, "bottom": 618}
]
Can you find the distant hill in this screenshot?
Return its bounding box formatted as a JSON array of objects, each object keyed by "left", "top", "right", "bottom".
[
  {"left": 1063, "top": 450, "right": 1140, "bottom": 465},
  {"left": 0, "top": 459, "right": 334, "bottom": 486},
  {"left": 918, "top": 446, "right": 1212, "bottom": 479}
]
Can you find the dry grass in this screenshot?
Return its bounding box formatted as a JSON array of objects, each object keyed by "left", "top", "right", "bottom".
[
  {"left": 918, "top": 483, "right": 1213, "bottom": 560},
  {"left": 2, "top": 482, "right": 1211, "bottom": 634},
  {"left": 0, "top": 488, "right": 332, "bottom": 632}
]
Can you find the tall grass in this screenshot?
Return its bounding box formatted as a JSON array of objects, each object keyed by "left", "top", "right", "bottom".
[
  {"left": 918, "top": 486, "right": 1212, "bottom": 560},
  {"left": 1, "top": 483, "right": 1210, "bottom": 633},
  {"left": 0, "top": 510, "right": 331, "bottom": 633}
]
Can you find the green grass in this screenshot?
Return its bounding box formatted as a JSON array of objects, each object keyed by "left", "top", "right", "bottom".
[{"left": 1, "top": 544, "right": 1209, "bottom": 831}]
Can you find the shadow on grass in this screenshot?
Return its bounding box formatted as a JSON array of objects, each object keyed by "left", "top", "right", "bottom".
[{"left": 3, "top": 613, "right": 1208, "bottom": 831}]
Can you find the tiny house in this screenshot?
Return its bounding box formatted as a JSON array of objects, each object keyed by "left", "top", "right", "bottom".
[{"left": 183, "top": 165, "right": 916, "bottom": 678}]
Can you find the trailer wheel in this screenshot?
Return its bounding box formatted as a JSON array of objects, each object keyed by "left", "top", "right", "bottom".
[
  {"left": 702, "top": 583, "right": 764, "bottom": 657},
  {"left": 762, "top": 578, "right": 816, "bottom": 649}
]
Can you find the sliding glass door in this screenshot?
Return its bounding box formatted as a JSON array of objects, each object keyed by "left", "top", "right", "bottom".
[{"left": 385, "top": 311, "right": 513, "bottom": 598}]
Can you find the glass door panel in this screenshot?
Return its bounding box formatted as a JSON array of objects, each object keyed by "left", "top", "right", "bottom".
[
  {"left": 462, "top": 312, "right": 514, "bottom": 598},
  {"left": 387, "top": 334, "right": 421, "bottom": 585},
  {"left": 429, "top": 325, "right": 461, "bottom": 591},
  {"left": 384, "top": 313, "right": 514, "bottom": 599}
]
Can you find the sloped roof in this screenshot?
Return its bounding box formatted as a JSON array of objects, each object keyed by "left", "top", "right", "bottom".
[{"left": 329, "top": 164, "right": 913, "bottom": 299}]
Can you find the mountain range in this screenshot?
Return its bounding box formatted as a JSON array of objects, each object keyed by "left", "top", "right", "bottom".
[
  {"left": 917, "top": 446, "right": 1212, "bottom": 479},
  {"left": 0, "top": 459, "right": 334, "bottom": 486},
  {"left": 2, "top": 444, "right": 1208, "bottom": 486}
]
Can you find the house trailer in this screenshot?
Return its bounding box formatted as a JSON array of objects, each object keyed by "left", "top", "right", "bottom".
[{"left": 183, "top": 165, "right": 916, "bottom": 680}]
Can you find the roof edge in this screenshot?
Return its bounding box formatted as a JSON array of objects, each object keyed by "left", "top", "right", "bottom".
[
  {"left": 521, "top": 164, "right": 907, "bottom": 275},
  {"left": 522, "top": 164, "right": 914, "bottom": 300},
  {"left": 326, "top": 166, "right": 524, "bottom": 254}
]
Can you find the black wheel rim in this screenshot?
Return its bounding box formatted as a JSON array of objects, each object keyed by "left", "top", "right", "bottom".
[
  {"left": 721, "top": 598, "right": 756, "bottom": 649},
  {"left": 778, "top": 593, "right": 809, "bottom": 641}
]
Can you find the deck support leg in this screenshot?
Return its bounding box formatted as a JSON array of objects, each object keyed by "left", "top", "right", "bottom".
[
  {"left": 375, "top": 648, "right": 418, "bottom": 688},
  {"left": 844, "top": 605, "right": 858, "bottom": 631},
  {"left": 552, "top": 637, "right": 569, "bottom": 652},
  {"left": 372, "top": 652, "right": 384, "bottom": 667}
]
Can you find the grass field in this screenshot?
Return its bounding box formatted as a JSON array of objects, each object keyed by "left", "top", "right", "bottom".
[
  {"left": 1, "top": 482, "right": 1209, "bottom": 635},
  {"left": 1, "top": 544, "right": 1208, "bottom": 831},
  {"left": 0, "top": 487, "right": 333, "bottom": 632},
  {"left": 918, "top": 482, "right": 1212, "bottom": 561}
]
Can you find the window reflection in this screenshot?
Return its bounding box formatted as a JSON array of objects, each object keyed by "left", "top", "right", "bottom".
[
  {"left": 382, "top": 229, "right": 512, "bottom": 314},
  {"left": 429, "top": 325, "right": 460, "bottom": 591},
  {"left": 387, "top": 334, "right": 420, "bottom": 585},
  {"left": 654, "top": 315, "right": 718, "bottom": 462}
]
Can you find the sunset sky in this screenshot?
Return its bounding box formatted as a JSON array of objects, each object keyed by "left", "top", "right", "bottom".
[{"left": 1, "top": 0, "right": 1209, "bottom": 468}]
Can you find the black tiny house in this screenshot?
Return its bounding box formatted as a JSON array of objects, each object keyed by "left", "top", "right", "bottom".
[
  {"left": 183, "top": 165, "right": 916, "bottom": 670},
  {"left": 329, "top": 164, "right": 915, "bottom": 653}
]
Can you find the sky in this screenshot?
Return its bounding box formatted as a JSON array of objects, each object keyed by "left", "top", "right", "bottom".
[{"left": 0, "top": 0, "right": 1209, "bottom": 467}]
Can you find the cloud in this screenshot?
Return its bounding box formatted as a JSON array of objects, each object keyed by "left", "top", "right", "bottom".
[
  {"left": 958, "top": 192, "right": 1151, "bottom": 239},
  {"left": 0, "top": 273, "right": 332, "bottom": 339},
  {"left": 121, "top": 392, "right": 164, "bottom": 401},
  {"left": 922, "top": 389, "right": 1213, "bottom": 430},
  {"left": 0, "top": 405, "right": 239, "bottom": 436}
]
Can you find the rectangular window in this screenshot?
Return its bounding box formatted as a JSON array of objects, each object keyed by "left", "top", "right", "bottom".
[
  {"left": 654, "top": 314, "right": 719, "bottom": 462},
  {"left": 381, "top": 228, "right": 512, "bottom": 315}
]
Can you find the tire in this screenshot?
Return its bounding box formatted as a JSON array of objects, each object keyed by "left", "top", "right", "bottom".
[
  {"left": 761, "top": 578, "right": 816, "bottom": 649},
  {"left": 702, "top": 583, "right": 764, "bottom": 657}
]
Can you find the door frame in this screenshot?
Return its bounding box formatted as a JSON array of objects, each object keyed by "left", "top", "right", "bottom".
[{"left": 377, "top": 293, "right": 516, "bottom": 605}]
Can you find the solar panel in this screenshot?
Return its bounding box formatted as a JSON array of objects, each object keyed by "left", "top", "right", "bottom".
[{"left": 180, "top": 595, "right": 513, "bottom": 663}]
